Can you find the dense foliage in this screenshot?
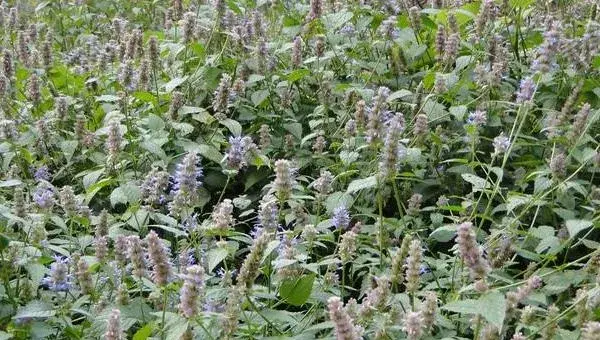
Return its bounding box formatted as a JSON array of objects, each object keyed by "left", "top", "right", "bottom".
[{"left": 0, "top": 0, "right": 600, "bottom": 339}]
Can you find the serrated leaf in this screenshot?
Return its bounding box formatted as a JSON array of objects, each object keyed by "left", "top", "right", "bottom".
[
  {"left": 163, "top": 76, "right": 188, "bottom": 92},
  {"left": 110, "top": 184, "right": 140, "bottom": 207},
  {"left": 146, "top": 114, "right": 165, "bottom": 131},
  {"left": 251, "top": 89, "right": 269, "bottom": 106},
  {"left": 346, "top": 175, "right": 377, "bottom": 193},
  {"left": 196, "top": 144, "right": 223, "bottom": 164},
  {"left": 387, "top": 89, "right": 412, "bottom": 102},
  {"left": 207, "top": 248, "right": 228, "bottom": 272},
  {"left": 566, "top": 219, "right": 593, "bottom": 238},
  {"left": 324, "top": 11, "right": 353, "bottom": 30},
  {"left": 14, "top": 301, "right": 56, "bottom": 320},
  {"left": 220, "top": 119, "right": 242, "bottom": 136},
  {"left": 83, "top": 169, "right": 104, "bottom": 190},
  {"left": 461, "top": 173, "right": 490, "bottom": 192},
  {"left": 442, "top": 292, "right": 505, "bottom": 330},
  {"left": 60, "top": 140, "right": 78, "bottom": 162},
  {"left": 0, "top": 179, "right": 22, "bottom": 187},
  {"left": 279, "top": 274, "right": 315, "bottom": 306},
  {"left": 133, "top": 322, "right": 154, "bottom": 340},
  {"left": 429, "top": 224, "right": 457, "bottom": 242},
  {"left": 141, "top": 140, "right": 167, "bottom": 159},
  {"left": 283, "top": 123, "right": 302, "bottom": 140},
  {"left": 339, "top": 150, "right": 359, "bottom": 166}
]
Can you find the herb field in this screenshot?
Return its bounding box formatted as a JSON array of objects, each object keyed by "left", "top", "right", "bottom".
[{"left": 0, "top": 0, "right": 600, "bottom": 339}]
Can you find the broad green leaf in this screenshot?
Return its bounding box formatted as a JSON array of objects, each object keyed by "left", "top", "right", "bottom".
[
  {"left": 287, "top": 69, "right": 310, "bottom": 82},
  {"left": 325, "top": 192, "right": 353, "bottom": 215},
  {"left": 133, "top": 322, "right": 154, "bottom": 340},
  {"left": 220, "top": 119, "right": 242, "bottom": 136},
  {"left": 60, "top": 140, "right": 78, "bottom": 162},
  {"left": 279, "top": 274, "right": 315, "bottom": 306},
  {"left": 0, "top": 179, "right": 22, "bottom": 187},
  {"left": 251, "top": 89, "right": 270, "bottom": 106},
  {"left": 0, "top": 233, "right": 9, "bottom": 251},
  {"left": 442, "top": 292, "right": 506, "bottom": 330},
  {"left": 461, "top": 173, "right": 490, "bottom": 192},
  {"left": 163, "top": 76, "right": 188, "bottom": 92},
  {"left": 429, "top": 225, "right": 457, "bottom": 242},
  {"left": 324, "top": 11, "right": 353, "bottom": 30},
  {"left": 566, "top": 219, "right": 593, "bottom": 238},
  {"left": 83, "top": 169, "right": 104, "bottom": 190},
  {"left": 346, "top": 175, "right": 377, "bottom": 193},
  {"left": 283, "top": 123, "right": 302, "bottom": 140},
  {"left": 387, "top": 89, "right": 412, "bottom": 102},
  {"left": 207, "top": 248, "right": 229, "bottom": 272},
  {"left": 14, "top": 301, "right": 56, "bottom": 320},
  {"left": 196, "top": 144, "right": 223, "bottom": 164}
]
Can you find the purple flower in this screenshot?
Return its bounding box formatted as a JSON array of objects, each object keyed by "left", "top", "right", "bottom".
[
  {"left": 172, "top": 153, "right": 203, "bottom": 194},
  {"left": 183, "top": 213, "right": 199, "bottom": 231},
  {"left": 42, "top": 256, "right": 72, "bottom": 291},
  {"left": 33, "top": 166, "right": 51, "bottom": 182},
  {"left": 225, "top": 136, "right": 255, "bottom": 170},
  {"left": 467, "top": 110, "right": 487, "bottom": 127},
  {"left": 33, "top": 183, "right": 55, "bottom": 209},
  {"left": 339, "top": 24, "right": 355, "bottom": 37},
  {"left": 331, "top": 206, "right": 350, "bottom": 229},
  {"left": 516, "top": 78, "right": 536, "bottom": 103},
  {"left": 493, "top": 133, "right": 510, "bottom": 155}
]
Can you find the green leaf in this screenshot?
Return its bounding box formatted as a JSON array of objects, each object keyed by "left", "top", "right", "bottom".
[
  {"left": 133, "top": 322, "right": 154, "bottom": 340},
  {"left": 220, "top": 119, "right": 242, "bottom": 136},
  {"left": 279, "top": 274, "right": 315, "bottom": 306},
  {"left": 146, "top": 114, "right": 165, "bottom": 131},
  {"left": 461, "top": 173, "right": 490, "bottom": 192},
  {"left": 196, "top": 144, "right": 223, "bottom": 164},
  {"left": 183, "top": 107, "right": 214, "bottom": 124},
  {"left": 141, "top": 140, "right": 167, "bottom": 159},
  {"left": 0, "top": 179, "right": 22, "bottom": 187},
  {"left": 442, "top": 292, "right": 506, "bottom": 330},
  {"left": 161, "top": 312, "right": 189, "bottom": 340},
  {"left": 283, "top": 123, "right": 302, "bottom": 140},
  {"left": 287, "top": 69, "right": 311, "bottom": 82},
  {"left": 83, "top": 169, "right": 104, "bottom": 190},
  {"left": 429, "top": 225, "right": 457, "bottom": 242},
  {"left": 163, "top": 76, "right": 188, "bottom": 92},
  {"left": 339, "top": 150, "right": 359, "bottom": 166},
  {"left": 96, "top": 95, "right": 119, "bottom": 102},
  {"left": 60, "top": 140, "right": 78, "bottom": 162},
  {"left": 324, "top": 11, "right": 353, "bottom": 30},
  {"left": 251, "top": 89, "right": 269, "bottom": 106},
  {"left": 0, "top": 233, "right": 9, "bottom": 251},
  {"left": 14, "top": 301, "right": 56, "bottom": 320},
  {"left": 110, "top": 184, "right": 141, "bottom": 207},
  {"left": 346, "top": 175, "right": 377, "bottom": 193},
  {"left": 566, "top": 219, "right": 594, "bottom": 238},
  {"left": 207, "top": 248, "right": 228, "bottom": 272},
  {"left": 450, "top": 105, "right": 467, "bottom": 121},
  {"left": 387, "top": 89, "right": 412, "bottom": 102}
]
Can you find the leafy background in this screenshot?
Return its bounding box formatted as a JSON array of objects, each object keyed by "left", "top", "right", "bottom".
[{"left": 0, "top": 0, "right": 599, "bottom": 339}]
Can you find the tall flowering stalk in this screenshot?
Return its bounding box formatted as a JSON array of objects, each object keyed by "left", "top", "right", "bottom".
[
  {"left": 274, "top": 159, "right": 294, "bottom": 201},
  {"left": 456, "top": 222, "right": 490, "bottom": 282},
  {"left": 405, "top": 239, "right": 422, "bottom": 294},
  {"left": 179, "top": 265, "right": 205, "bottom": 318},
  {"left": 169, "top": 153, "right": 203, "bottom": 216},
  {"left": 145, "top": 230, "right": 173, "bottom": 286},
  {"left": 328, "top": 296, "right": 362, "bottom": 340},
  {"left": 105, "top": 309, "right": 122, "bottom": 340},
  {"left": 236, "top": 227, "right": 271, "bottom": 293}
]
